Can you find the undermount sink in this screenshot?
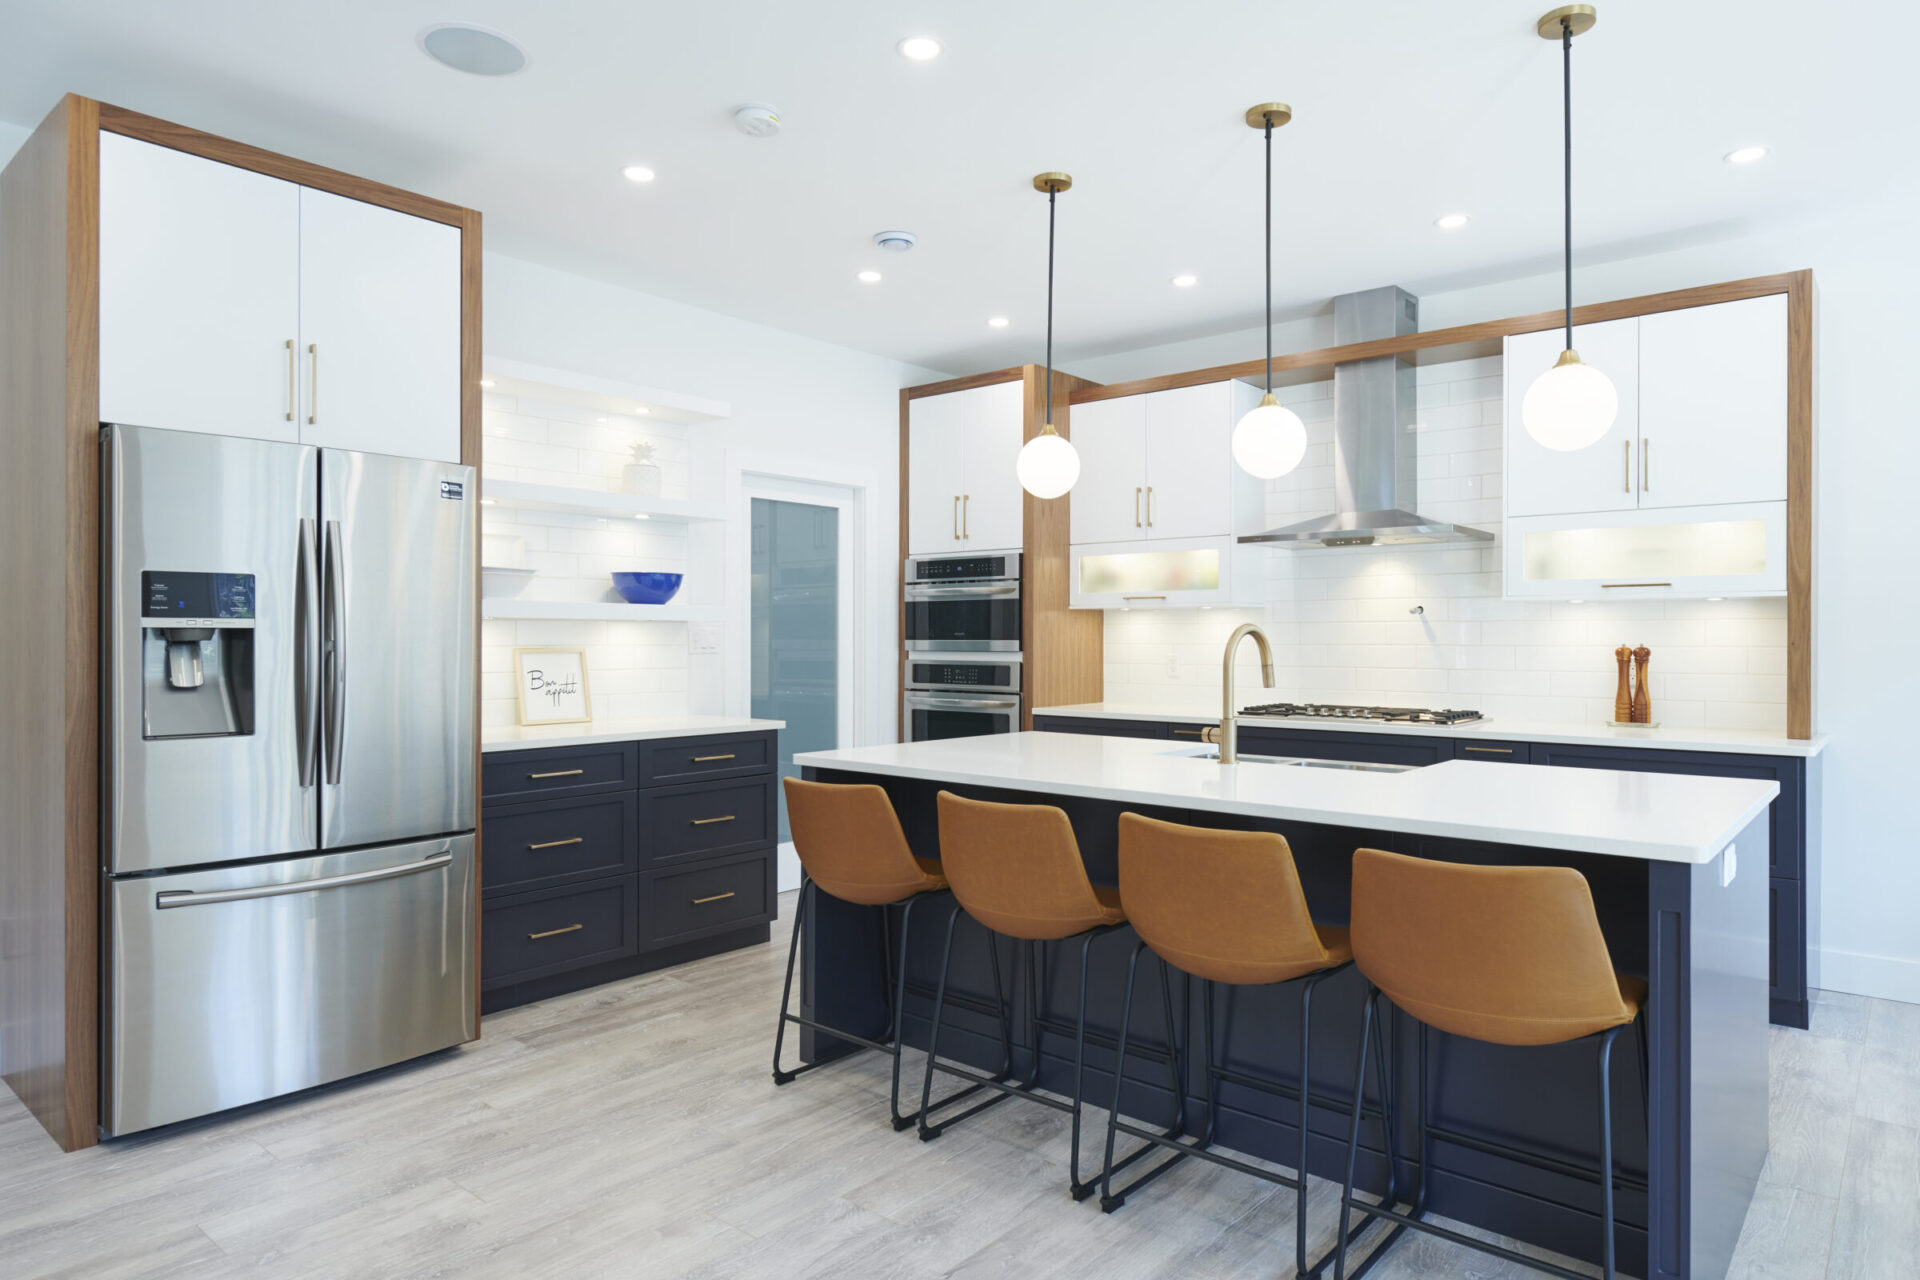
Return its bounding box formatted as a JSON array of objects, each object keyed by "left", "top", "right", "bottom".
[{"left": 1160, "top": 746, "right": 1416, "bottom": 774}]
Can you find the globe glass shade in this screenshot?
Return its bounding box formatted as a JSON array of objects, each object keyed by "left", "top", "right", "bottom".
[
  {"left": 1016, "top": 430, "right": 1080, "bottom": 499},
  {"left": 1231, "top": 398, "right": 1309, "bottom": 479},
  {"left": 1522, "top": 357, "right": 1618, "bottom": 451}
]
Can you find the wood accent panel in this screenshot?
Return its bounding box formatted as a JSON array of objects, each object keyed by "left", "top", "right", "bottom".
[
  {"left": 1785, "top": 270, "right": 1814, "bottom": 740},
  {"left": 459, "top": 207, "right": 485, "bottom": 1037},
  {"left": 1071, "top": 272, "right": 1812, "bottom": 405},
  {"left": 1021, "top": 365, "right": 1103, "bottom": 729},
  {"left": 96, "top": 103, "right": 468, "bottom": 227},
  {"left": 0, "top": 93, "right": 101, "bottom": 1151},
  {"left": 903, "top": 366, "right": 1024, "bottom": 400}
]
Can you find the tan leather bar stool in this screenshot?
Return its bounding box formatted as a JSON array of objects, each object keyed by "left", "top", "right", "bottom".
[
  {"left": 919, "top": 791, "right": 1130, "bottom": 1200},
  {"left": 772, "top": 778, "right": 995, "bottom": 1130},
  {"left": 1099, "top": 814, "right": 1395, "bottom": 1279},
  {"left": 1334, "top": 848, "right": 1649, "bottom": 1280}
]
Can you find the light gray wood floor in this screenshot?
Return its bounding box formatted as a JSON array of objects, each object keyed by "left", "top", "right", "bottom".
[{"left": 0, "top": 892, "right": 1910, "bottom": 1279}]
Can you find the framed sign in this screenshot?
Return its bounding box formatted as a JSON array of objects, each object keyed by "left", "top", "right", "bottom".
[{"left": 513, "top": 647, "right": 593, "bottom": 725}]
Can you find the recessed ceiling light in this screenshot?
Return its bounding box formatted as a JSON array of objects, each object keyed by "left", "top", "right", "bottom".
[
  {"left": 897, "top": 36, "right": 943, "bottom": 61},
  {"left": 622, "top": 164, "right": 656, "bottom": 183},
  {"left": 1724, "top": 145, "right": 1770, "bottom": 165},
  {"left": 478, "top": 378, "right": 495, "bottom": 388},
  {"left": 417, "top": 24, "right": 528, "bottom": 77},
  {"left": 987, "top": 316, "right": 1010, "bottom": 328},
  {"left": 857, "top": 270, "right": 882, "bottom": 284},
  {"left": 1434, "top": 213, "right": 1470, "bottom": 230},
  {"left": 1171, "top": 273, "right": 1198, "bottom": 288}
]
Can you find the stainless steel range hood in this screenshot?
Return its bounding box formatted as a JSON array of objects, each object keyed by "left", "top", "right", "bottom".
[{"left": 1239, "top": 286, "right": 1492, "bottom": 548}]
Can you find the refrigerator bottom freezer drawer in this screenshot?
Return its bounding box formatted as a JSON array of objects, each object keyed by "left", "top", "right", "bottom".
[{"left": 105, "top": 834, "right": 477, "bottom": 1137}]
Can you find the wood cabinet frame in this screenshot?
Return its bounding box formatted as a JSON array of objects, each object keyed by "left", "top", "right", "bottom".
[{"left": 0, "top": 94, "right": 484, "bottom": 1150}]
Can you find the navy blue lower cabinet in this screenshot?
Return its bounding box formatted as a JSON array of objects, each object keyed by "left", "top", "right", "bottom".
[
  {"left": 1033, "top": 715, "right": 1174, "bottom": 739},
  {"left": 480, "top": 731, "right": 779, "bottom": 1014}
]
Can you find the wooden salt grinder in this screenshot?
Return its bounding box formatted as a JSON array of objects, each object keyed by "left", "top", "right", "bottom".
[
  {"left": 1632, "top": 646, "right": 1652, "bottom": 723},
  {"left": 1614, "top": 646, "right": 1634, "bottom": 723}
]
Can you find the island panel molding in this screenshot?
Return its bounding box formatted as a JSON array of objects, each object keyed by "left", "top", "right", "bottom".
[{"left": 0, "top": 93, "right": 484, "bottom": 1150}]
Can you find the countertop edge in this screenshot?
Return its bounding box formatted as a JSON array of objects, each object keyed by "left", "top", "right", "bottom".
[{"left": 482, "top": 718, "right": 784, "bottom": 753}]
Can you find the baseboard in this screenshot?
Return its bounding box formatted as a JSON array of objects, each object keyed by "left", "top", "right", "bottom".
[{"left": 1813, "top": 946, "right": 1920, "bottom": 1007}]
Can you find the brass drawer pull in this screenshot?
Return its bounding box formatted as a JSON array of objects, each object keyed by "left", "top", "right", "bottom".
[
  {"left": 1171, "top": 728, "right": 1205, "bottom": 737},
  {"left": 691, "top": 753, "right": 736, "bottom": 763},
  {"left": 307, "top": 342, "right": 319, "bottom": 424},
  {"left": 691, "top": 892, "right": 737, "bottom": 905},
  {"left": 528, "top": 768, "right": 585, "bottom": 779},
  {"left": 691, "top": 815, "right": 737, "bottom": 826},
  {"left": 527, "top": 836, "right": 584, "bottom": 850},
  {"left": 1600, "top": 582, "right": 1672, "bottom": 590},
  {"left": 528, "top": 923, "right": 584, "bottom": 940},
  {"left": 285, "top": 339, "right": 296, "bottom": 422},
  {"left": 1463, "top": 746, "right": 1514, "bottom": 755}
]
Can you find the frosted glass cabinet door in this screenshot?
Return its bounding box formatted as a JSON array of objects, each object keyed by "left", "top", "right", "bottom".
[
  {"left": 1143, "top": 381, "right": 1234, "bottom": 540},
  {"left": 298, "top": 188, "right": 462, "bottom": 462},
  {"left": 1067, "top": 394, "right": 1147, "bottom": 545},
  {"left": 99, "top": 133, "right": 301, "bottom": 441},
  {"left": 1503, "top": 317, "right": 1640, "bottom": 519},
  {"left": 906, "top": 390, "right": 963, "bottom": 554},
  {"left": 1637, "top": 295, "right": 1787, "bottom": 511},
  {"left": 959, "top": 380, "right": 1028, "bottom": 552}
]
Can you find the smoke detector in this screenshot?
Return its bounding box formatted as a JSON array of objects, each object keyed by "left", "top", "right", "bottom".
[
  {"left": 733, "top": 103, "right": 782, "bottom": 137},
  {"left": 873, "top": 230, "right": 918, "bottom": 252}
]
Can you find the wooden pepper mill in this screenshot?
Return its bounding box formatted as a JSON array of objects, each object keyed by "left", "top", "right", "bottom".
[
  {"left": 1614, "top": 646, "right": 1634, "bottom": 723},
  {"left": 1632, "top": 646, "right": 1652, "bottom": 723}
]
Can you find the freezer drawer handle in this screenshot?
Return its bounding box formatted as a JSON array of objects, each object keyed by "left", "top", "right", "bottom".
[
  {"left": 528, "top": 924, "right": 584, "bottom": 940},
  {"left": 154, "top": 851, "right": 454, "bottom": 909},
  {"left": 691, "top": 892, "right": 737, "bottom": 905},
  {"left": 528, "top": 768, "right": 585, "bottom": 779},
  {"left": 691, "top": 815, "right": 737, "bottom": 826},
  {"left": 691, "top": 754, "right": 736, "bottom": 763},
  {"left": 527, "top": 837, "right": 585, "bottom": 850}
]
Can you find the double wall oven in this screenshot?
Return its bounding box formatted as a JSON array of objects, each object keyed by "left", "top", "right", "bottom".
[{"left": 903, "top": 553, "right": 1023, "bottom": 741}]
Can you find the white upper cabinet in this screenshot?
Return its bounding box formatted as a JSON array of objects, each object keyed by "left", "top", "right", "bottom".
[
  {"left": 1502, "top": 317, "right": 1641, "bottom": 519},
  {"left": 959, "top": 379, "right": 1027, "bottom": 552},
  {"left": 1637, "top": 294, "right": 1787, "bottom": 510},
  {"left": 905, "top": 379, "right": 1027, "bottom": 556},
  {"left": 96, "top": 133, "right": 463, "bottom": 462},
  {"left": 1066, "top": 395, "right": 1146, "bottom": 545},
  {"left": 297, "top": 188, "right": 462, "bottom": 462},
  {"left": 99, "top": 133, "right": 302, "bottom": 442},
  {"left": 1142, "top": 381, "right": 1237, "bottom": 540}
]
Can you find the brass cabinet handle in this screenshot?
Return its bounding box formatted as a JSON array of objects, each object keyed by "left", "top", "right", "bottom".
[
  {"left": 1146, "top": 486, "right": 1153, "bottom": 527},
  {"left": 691, "top": 891, "right": 737, "bottom": 905},
  {"left": 1170, "top": 728, "right": 1205, "bottom": 737},
  {"left": 1601, "top": 582, "right": 1672, "bottom": 589},
  {"left": 962, "top": 494, "right": 970, "bottom": 539},
  {"left": 1462, "top": 746, "right": 1514, "bottom": 755},
  {"left": 691, "top": 815, "right": 737, "bottom": 826},
  {"left": 691, "top": 753, "right": 735, "bottom": 763},
  {"left": 528, "top": 923, "right": 584, "bottom": 940},
  {"left": 528, "top": 768, "right": 585, "bottom": 779},
  {"left": 953, "top": 495, "right": 960, "bottom": 540},
  {"left": 1135, "top": 487, "right": 1142, "bottom": 528},
  {"left": 285, "top": 339, "right": 296, "bottom": 422},
  {"left": 1642, "top": 438, "right": 1649, "bottom": 491},
  {"left": 527, "top": 836, "right": 584, "bottom": 850},
  {"left": 1121, "top": 595, "right": 1165, "bottom": 602},
  {"left": 1624, "top": 440, "right": 1631, "bottom": 493},
  {"left": 307, "top": 342, "right": 318, "bottom": 424}
]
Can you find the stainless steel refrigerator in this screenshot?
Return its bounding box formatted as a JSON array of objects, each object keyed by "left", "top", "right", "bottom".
[{"left": 101, "top": 423, "right": 478, "bottom": 1136}]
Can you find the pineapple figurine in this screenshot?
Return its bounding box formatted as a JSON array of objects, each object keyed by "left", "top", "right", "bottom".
[{"left": 622, "top": 439, "right": 663, "bottom": 497}]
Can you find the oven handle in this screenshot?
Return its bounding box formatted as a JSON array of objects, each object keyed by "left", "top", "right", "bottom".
[
  {"left": 904, "top": 693, "right": 1022, "bottom": 710},
  {"left": 905, "top": 582, "right": 1020, "bottom": 599}
]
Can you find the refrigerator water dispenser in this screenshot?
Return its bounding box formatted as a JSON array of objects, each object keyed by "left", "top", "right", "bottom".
[{"left": 140, "top": 570, "right": 256, "bottom": 738}]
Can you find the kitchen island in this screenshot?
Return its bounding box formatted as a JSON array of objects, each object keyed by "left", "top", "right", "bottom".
[{"left": 795, "top": 731, "right": 1776, "bottom": 1280}]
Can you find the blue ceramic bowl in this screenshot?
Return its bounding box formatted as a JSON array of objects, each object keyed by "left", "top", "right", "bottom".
[{"left": 611, "top": 571, "right": 684, "bottom": 605}]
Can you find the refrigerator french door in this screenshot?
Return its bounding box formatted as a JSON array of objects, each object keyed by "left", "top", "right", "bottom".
[{"left": 102, "top": 424, "right": 477, "bottom": 1136}]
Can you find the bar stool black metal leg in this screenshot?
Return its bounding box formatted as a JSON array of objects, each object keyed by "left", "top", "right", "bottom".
[
  {"left": 1295, "top": 970, "right": 1320, "bottom": 1279},
  {"left": 917, "top": 904, "right": 1021, "bottom": 1141},
  {"left": 770, "top": 879, "right": 813, "bottom": 1085},
  {"left": 886, "top": 893, "right": 922, "bottom": 1129},
  {"left": 1097, "top": 944, "right": 1193, "bottom": 1213},
  {"left": 1597, "top": 1025, "right": 1620, "bottom": 1280},
  {"left": 1333, "top": 987, "right": 1375, "bottom": 1280},
  {"left": 1067, "top": 928, "right": 1102, "bottom": 1200}
]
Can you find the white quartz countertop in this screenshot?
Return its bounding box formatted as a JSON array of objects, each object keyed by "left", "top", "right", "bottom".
[
  {"left": 482, "top": 716, "right": 783, "bottom": 753},
  {"left": 794, "top": 732, "right": 1777, "bottom": 865},
  {"left": 1033, "top": 702, "right": 1828, "bottom": 759}
]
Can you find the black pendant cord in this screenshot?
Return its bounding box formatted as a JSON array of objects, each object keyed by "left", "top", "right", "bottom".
[
  {"left": 1561, "top": 17, "right": 1574, "bottom": 351},
  {"left": 1045, "top": 187, "right": 1056, "bottom": 428},
  {"left": 1264, "top": 119, "right": 1274, "bottom": 393}
]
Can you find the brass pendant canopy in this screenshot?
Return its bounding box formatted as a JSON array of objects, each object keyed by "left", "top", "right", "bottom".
[
  {"left": 1032, "top": 171, "right": 1072, "bottom": 193},
  {"left": 1244, "top": 102, "right": 1293, "bottom": 130},
  {"left": 1536, "top": 4, "right": 1597, "bottom": 37}
]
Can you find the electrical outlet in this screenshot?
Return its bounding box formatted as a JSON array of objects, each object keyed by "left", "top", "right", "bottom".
[
  {"left": 1166, "top": 648, "right": 1180, "bottom": 680},
  {"left": 688, "top": 623, "right": 723, "bottom": 655}
]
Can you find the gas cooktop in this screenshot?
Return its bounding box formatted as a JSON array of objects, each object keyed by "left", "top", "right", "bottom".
[{"left": 1239, "top": 702, "right": 1486, "bottom": 727}]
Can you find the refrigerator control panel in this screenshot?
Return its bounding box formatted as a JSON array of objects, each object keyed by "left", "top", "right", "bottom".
[{"left": 141, "top": 571, "right": 256, "bottom": 624}]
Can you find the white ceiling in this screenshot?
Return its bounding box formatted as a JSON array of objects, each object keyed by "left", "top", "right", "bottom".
[{"left": 0, "top": 0, "right": 1909, "bottom": 374}]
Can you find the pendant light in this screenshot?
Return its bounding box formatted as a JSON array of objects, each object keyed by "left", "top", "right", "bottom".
[
  {"left": 1232, "top": 103, "right": 1308, "bottom": 480},
  {"left": 1521, "top": 5, "right": 1618, "bottom": 452},
  {"left": 1017, "top": 172, "right": 1081, "bottom": 499}
]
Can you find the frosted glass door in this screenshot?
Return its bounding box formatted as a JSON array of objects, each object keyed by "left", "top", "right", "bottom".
[{"left": 750, "top": 499, "right": 840, "bottom": 842}]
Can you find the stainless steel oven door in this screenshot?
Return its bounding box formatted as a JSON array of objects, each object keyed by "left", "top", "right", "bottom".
[
  {"left": 904, "top": 654, "right": 1022, "bottom": 696},
  {"left": 904, "top": 690, "right": 1021, "bottom": 741},
  {"left": 903, "top": 581, "right": 1021, "bottom": 652}
]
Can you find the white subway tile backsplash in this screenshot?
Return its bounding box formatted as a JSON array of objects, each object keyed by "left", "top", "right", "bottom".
[{"left": 1098, "top": 363, "right": 1787, "bottom": 732}]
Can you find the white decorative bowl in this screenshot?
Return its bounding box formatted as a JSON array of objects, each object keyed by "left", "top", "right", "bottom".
[{"left": 482, "top": 566, "right": 537, "bottom": 599}]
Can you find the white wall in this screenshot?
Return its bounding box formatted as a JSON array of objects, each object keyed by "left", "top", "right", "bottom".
[
  {"left": 482, "top": 253, "right": 946, "bottom": 748},
  {"left": 1068, "top": 193, "right": 1920, "bottom": 1005}
]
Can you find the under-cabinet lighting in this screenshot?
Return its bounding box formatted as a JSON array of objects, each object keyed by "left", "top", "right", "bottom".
[{"left": 478, "top": 378, "right": 495, "bottom": 388}]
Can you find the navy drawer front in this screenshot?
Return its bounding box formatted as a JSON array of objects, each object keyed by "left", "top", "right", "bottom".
[
  {"left": 639, "top": 733, "right": 774, "bottom": 786},
  {"left": 641, "top": 778, "right": 775, "bottom": 865},
  {"left": 1033, "top": 716, "right": 1173, "bottom": 740},
  {"left": 645, "top": 852, "right": 774, "bottom": 947},
  {"left": 482, "top": 793, "right": 637, "bottom": 897},
  {"left": 483, "top": 876, "right": 639, "bottom": 989},
  {"left": 1237, "top": 727, "right": 1454, "bottom": 768},
  {"left": 483, "top": 744, "right": 638, "bottom": 804},
  {"left": 1453, "top": 740, "right": 1531, "bottom": 763}
]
